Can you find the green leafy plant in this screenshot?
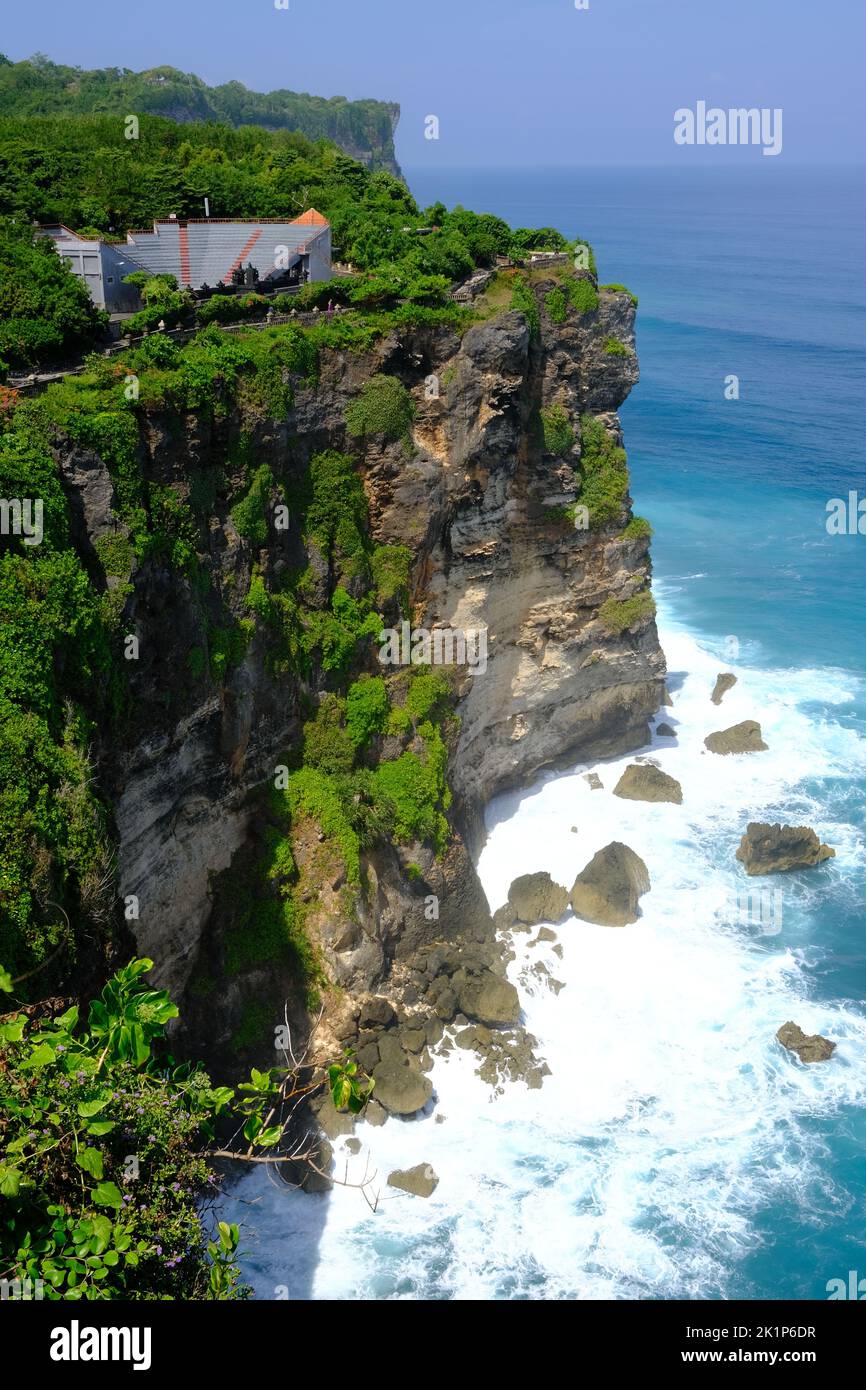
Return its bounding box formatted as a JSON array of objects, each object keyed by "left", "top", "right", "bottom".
[
  {"left": 345, "top": 373, "right": 415, "bottom": 442},
  {"left": 540, "top": 404, "right": 575, "bottom": 457},
  {"left": 598, "top": 589, "right": 656, "bottom": 634}
]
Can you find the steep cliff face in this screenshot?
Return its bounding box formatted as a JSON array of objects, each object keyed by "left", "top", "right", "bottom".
[
  {"left": 59, "top": 277, "right": 665, "bottom": 1079},
  {"left": 363, "top": 287, "right": 665, "bottom": 845}
]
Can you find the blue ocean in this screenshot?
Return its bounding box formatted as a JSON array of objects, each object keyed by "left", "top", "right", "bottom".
[{"left": 222, "top": 167, "right": 866, "bottom": 1300}]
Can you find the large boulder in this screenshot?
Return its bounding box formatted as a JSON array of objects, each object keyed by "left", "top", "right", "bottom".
[
  {"left": 504, "top": 871, "right": 569, "bottom": 925},
  {"left": 613, "top": 763, "right": 683, "bottom": 805},
  {"left": 457, "top": 971, "right": 521, "bottom": 1025},
  {"left": 371, "top": 1057, "right": 433, "bottom": 1115},
  {"left": 776, "top": 1021, "right": 836, "bottom": 1063},
  {"left": 711, "top": 673, "right": 737, "bottom": 705},
  {"left": 570, "top": 842, "right": 651, "bottom": 926},
  {"left": 387, "top": 1163, "right": 440, "bottom": 1198},
  {"left": 736, "top": 823, "right": 835, "bottom": 876},
  {"left": 704, "top": 720, "right": 768, "bottom": 755}
]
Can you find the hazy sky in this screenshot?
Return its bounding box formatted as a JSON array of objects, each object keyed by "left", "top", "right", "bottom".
[{"left": 4, "top": 0, "right": 865, "bottom": 167}]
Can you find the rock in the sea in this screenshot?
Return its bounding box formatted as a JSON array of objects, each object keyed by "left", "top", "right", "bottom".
[
  {"left": 457, "top": 970, "right": 521, "bottom": 1025},
  {"left": 711, "top": 672, "right": 737, "bottom": 705},
  {"left": 371, "top": 1057, "right": 433, "bottom": 1115},
  {"left": 387, "top": 1163, "right": 439, "bottom": 1198},
  {"left": 776, "top": 1021, "right": 836, "bottom": 1063},
  {"left": 570, "top": 842, "right": 651, "bottom": 926},
  {"left": 736, "top": 822, "right": 835, "bottom": 876},
  {"left": 704, "top": 720, "right": 768, "bottom": 755},
  {"left": 505, "top": 871, "right": 569, "bottom": 925},
  {"left": 584, "top": 773, "right": 603, "bottom": 790},
  {"left": 656, "top": 722, "right": 676, "bottom": 738},
  {"left": 613, "top": 763, "right": 683, "bottom": 805}
]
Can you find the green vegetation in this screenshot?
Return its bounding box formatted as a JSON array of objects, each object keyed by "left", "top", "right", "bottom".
[
  {"left": 600, "top": 283, "right": 639, "bottom": 308},
  {"left": 544, "top": 286, "right": 568, "bottom": 324},
  {"left": 510, "top": 274, "right": 540, "bottom": 340},
  {"left": 0, "top": 402, "right": 116, "bottom": 980},
  {"left": 540, "top": 404, "right": 575, "bottom": 457},
  {"left": 603, "top": 336, "right": 632, "bottom": 357},
  {"left": 346, "top": 676, "right": 390, "bottom": 749},
  {"left": 568, "top": 276, "right": 599, "bottom": 316},
  {"left": 231, "top": 463, "right": 277, "bottom": 546},
  {"left": 345, "top": 373, "right": 415, "bottom": 442},
  {"left": 0, "top": 218, "right": 107, "bottom": 370},
  {"left": 371, "top": 544, "right": 411, "bottom": 615},
  {"left": 577, "top": 414, "right": 630, "bottom": 527},
  {"left": 0, "top": 956, "right": 371, "bottom": 1299},
  {"left": 619, "top": 516, "right": 652, "bottom": 540},
  {"left": 598, "top": 589, "right": 656, "bottom": 634},
  {"left": 0, "top": 55, "right": 401, "bottom": 170}
]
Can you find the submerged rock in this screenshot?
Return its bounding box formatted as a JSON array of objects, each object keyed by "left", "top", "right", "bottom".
[
  {"left": 711, "top": 672, "right": 737, "bottom": 705},
  {"left": 504, "top": 871, "right": 569, "bottom": 925},
  {"left": 776, "top": 1021, "right": 836, "bottom": 1063},
  {"left": 704, "top": 720, "right": 768, "bottom": 755},
  {"left": 613, "top": 763, "right": 683, "bottom": 804},
  {"left": 387, "top": 1163, "right": 439, "bottom": 1198},
  {"left": 569, "top": 842, "right": 651, "bottom": 926},
  {"left": 736, "top": 822, "right": 835, "bottom": 876}
]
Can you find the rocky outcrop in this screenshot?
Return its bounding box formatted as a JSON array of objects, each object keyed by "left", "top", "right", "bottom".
[
  {"left": 53, "top": 264, "right": 664, "bottom": 1104},
  {"left": 736, "top": 823, "right": 835, "bottom": 876},
  {"left": 387, "top": 1164, "right": 439, "bottom": 1198},
  {"left": 711, "top": 673, "right": 737, "bottom": 705},
  {"left": 776, "top": 1022, "right": 836, "bottom": 1063},
  {"left": 656, "top": 722, "right": 676, "bottom": 738},
  {"left": 613, "top": 763, "right": 683, "bottom": 804},
  {"left": 497, "top": 871, "right": 569, "bottom": 927},
  {"left": 569, "top": 842, "right": 650, "bottom": 926},
  {"left": 704, "top": 721, "right": 767, "bottom": 755},
  {"left": 458, "top": 971, "right": 521, "bottom": 1026},
  {"left": 372, "top": 1064, "right": 433, "bottom": 1116}
]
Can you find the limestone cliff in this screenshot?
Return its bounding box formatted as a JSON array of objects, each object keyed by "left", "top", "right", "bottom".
[{"left": 58, "top": 275, "right": 665, "bottom": 1086}]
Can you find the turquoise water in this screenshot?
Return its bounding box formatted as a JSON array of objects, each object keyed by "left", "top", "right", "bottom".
[{"left": 223, "top": 168, "right": 866, "bottom": 1300}]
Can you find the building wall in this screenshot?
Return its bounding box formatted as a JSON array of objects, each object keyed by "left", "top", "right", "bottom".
[
  {"left": 53, "top": 238, "right": 142, "bottom": 313},
  {"left": 306, "top": 227, "right": 332, "bottom": 283}
]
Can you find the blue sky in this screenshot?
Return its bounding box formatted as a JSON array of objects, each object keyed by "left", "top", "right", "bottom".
[{"left": 4, "top": 0, "right": 864, "bottom": 167}]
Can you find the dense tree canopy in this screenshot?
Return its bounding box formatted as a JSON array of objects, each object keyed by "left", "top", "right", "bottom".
[
  {"left": 0, "top": 219, "right": 107, "bottom": 370},
  {"left": 0, "top": 53, "right": 400, "bottom": 171}
]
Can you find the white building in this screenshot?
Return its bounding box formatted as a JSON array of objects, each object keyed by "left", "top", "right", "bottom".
[{"left": 42, "top": 210, "right": 332, "bottom": 312}]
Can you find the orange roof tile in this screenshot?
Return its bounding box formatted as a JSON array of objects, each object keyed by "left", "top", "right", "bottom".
[{"left": 291, "top": 208, "right": 329, "bottom": 227}]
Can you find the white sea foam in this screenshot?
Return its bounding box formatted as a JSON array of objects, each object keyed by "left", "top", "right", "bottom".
[{"left": 220, "top": 610, "right": 866, "bottom": 1300}]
